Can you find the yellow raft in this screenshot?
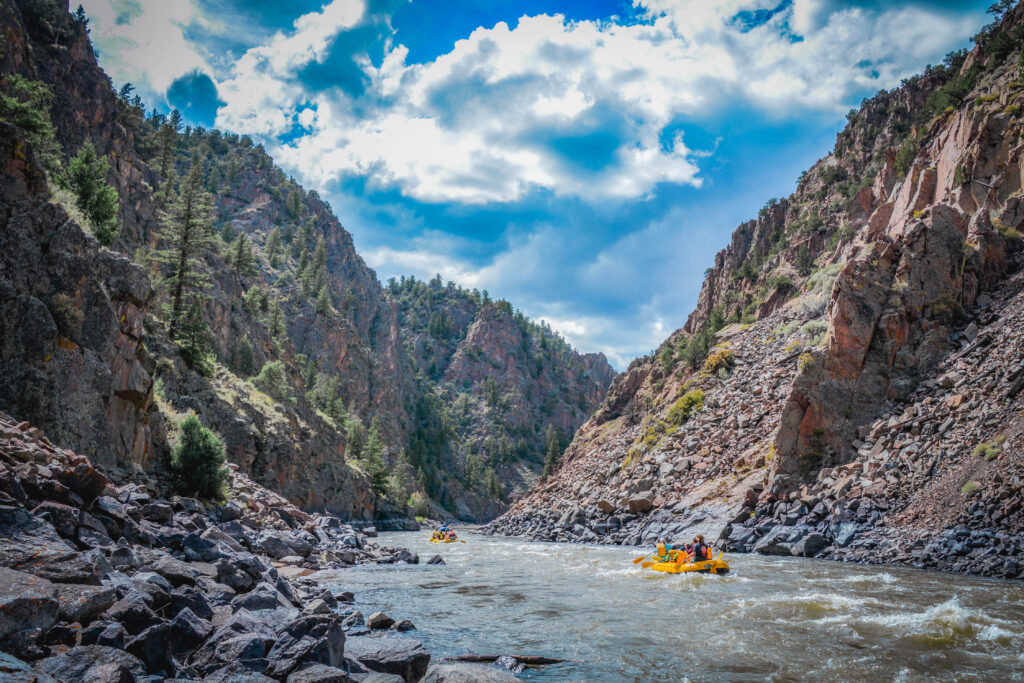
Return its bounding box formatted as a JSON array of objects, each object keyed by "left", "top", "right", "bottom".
[
  {"left": 429, "top": 537, "right": 459, "bottom": 544},
  {"left": 649, "top": 549, "right": 730, "bottom": 575}
]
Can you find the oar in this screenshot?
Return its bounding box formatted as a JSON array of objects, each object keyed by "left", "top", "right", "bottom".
[{"left": 632, "top": 554, "right": 651, "bottom": 564}]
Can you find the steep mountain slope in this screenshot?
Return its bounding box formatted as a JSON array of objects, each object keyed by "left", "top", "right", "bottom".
[
  {"left": 0, "top": 0, "right": 611, "bottom": 521},
  {"left": 387, "top": 276, "right": 614, "bottom": 519},
  {"left": 486, "top": 4, "right": 1024, "bottom": 578}
]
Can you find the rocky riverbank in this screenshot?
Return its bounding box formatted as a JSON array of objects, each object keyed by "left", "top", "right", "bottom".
[{"left": 0, "top": 411, "right": 518, "bottom": 682}]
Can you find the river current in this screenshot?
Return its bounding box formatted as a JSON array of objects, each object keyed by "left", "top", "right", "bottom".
[{"left": 320, "top": 531, "right": 1024, "bottom": 682}]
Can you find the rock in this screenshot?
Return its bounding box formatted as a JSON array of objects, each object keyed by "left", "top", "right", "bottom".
[
  {"left": 426, "top": 555, "right": 445, "bottom": 565},
  {"left": 834, "top": 523, "right": 859, "bottom": 547},
  {"left": 232, "top": 582, "right": 287, "bottom": 612},
  {"left": 104, "top": 594, "right": 161, "bottom": 635},
  {"left": 31, "top": 502, "right": 78, "bottom": 538},
  {"left": 596, "top": 500, "right": 615, "bottom": 513},
  {"left": 54, "top": 583, "right": 115, "bottom": 624},
  {"left": 367, "top": 611, "right": 395, "bottom": 629},
  {"left": 303, "top": 598, "right": 333, "bottom": 615},
  {"left": 0, "top": 651, "right": 57, "bottom": 682},
  {"left": 170, "top": 584, "right": 214, "bottom": 620},
  {"left": 147, "top": 553, "right": 200, "bottom": 586},
  {"left": 421, "top": 663, "right": 521, "bottom": 682},
  {"left": 260, "top": 532, "right": 313, "bottom": 559},
  {"left": 140, "top": 503, "right": 173, "bottom": 524},
  {"left": 287, "top": 663, "right": 354, "bottom": 682},
  {"left": 752, "top": 528, "right": 795, "bottom": 556},
  {"left": 126, "top": 622, "right": 173, "bottom": 674},
  {"left": 34, "top": 645, "right": 146, "bottom": 682},
  {"left": 345, "top": 636, "right": 431, "bottom": 682},
  {"left": 167, "top": 607, "right": 213, "bottom": 653},
  {"left": 628, "top": 491, "right": 655, "bottom": 514},
  {"left": 54, "top": 465, "right": 109, "bottom": 507},
  {"left": 0, "top": 567, "right": 59, "bottom": 639},
  {"left": 265, "top": 614, "right": 345, "bottom": 678},
  {"left": 79, "top": 621, "right": 126, "bottom": 648},
  {"left": 108, "top": 546, "right": 139, "bottom": 569},
  {"left": 204, "top": 661, "right": 277, "bottom": 681},
  {"left": 0, "top": 506, "right": 78, "bottom": 572},
  {"left": 790, "top": 532, "right": 827, "bottom": 558},
  {"left": 390, "top": 619, "right": 415, "bottom": 632}
]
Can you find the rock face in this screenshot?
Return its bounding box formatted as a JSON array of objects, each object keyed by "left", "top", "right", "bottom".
[
  {"left": 486, "top": 7, "right": 1024, "bottom": 579},
  {"left": 0, "top": 409, "right": 428, "bottom": 677}
]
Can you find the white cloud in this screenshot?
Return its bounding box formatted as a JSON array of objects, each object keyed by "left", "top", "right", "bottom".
[
  {"left": 81, "top": 0, "right": 212, "bottom": 100},
  {"left": 211, "top": 0, "right": 982, "bottom": 205}
]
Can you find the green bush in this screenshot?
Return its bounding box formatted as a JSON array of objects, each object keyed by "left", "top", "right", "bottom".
[
  {"left": 253, "top": 360, "right": 289, "bottom": 399},
  {"left": 973, "top": 442, "right": 1000, "bottom": 461},
  {"left": 960, "top": 481, "right": 981, "bottom": 496},
  {"left": 668, "top": 389, "right": 705, "bottom": 426},
  {"left": 171, "top": 416, "right": 229, "bottom": 499},
  {"left": 408, "top": 491, "right": 430, "bottom": 517},
  {"left": 65, "top": 141, "right": 120, "bottom": 246}
]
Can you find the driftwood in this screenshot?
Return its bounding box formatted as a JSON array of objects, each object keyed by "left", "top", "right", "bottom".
[{"left": 443, "top": 654, "right": 566, "bottom": 666}]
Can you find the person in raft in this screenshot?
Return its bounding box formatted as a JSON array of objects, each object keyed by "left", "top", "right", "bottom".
[
  {"left": 654, "top": 538, "right": 675, "bottom": 562},
  {"left": 684, "top": 534, "right": 710, "bottom": 562},
  {"left": 445, "top": 528, "right": 457, "bottom": 541}
]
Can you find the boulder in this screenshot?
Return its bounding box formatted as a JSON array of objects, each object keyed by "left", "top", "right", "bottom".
[
  {"left": 34, "top": 645, "right": 146, "bottom": 682},
  {"left": 421, "top": 663, "right": 520, "bottom": 682},
  {"left": 0, "top": 651, "right": 57, "bottom": 682},
  {"left": 367, "top": 611, "right": 395, "bottom": 630},
  {"left": 265, "top": 614, "right": 345, "bottom": 678},
  {"left": 790, "top": 532, "right": 827, "bottom": 558},
  {"left": 167, "top": 607, "right": 213, "bottom": 653},
  {"left": 425, "top": 555, "right": 445, "bottom": 566},
  {"left": 79, "top": 621, "right": 126, "bottom": 648},
  {"left": 232, "top": 582, "right": 288, "bottom": 612},
  {"left": 104, "top": 594, "right": 162, "bottom": 635},
  {"left": 286, "top": 663, "right": 353, "bottom": 682},
  {"left": 54, "top": 583, "right": 115, "bottom": 624},
  {"left": 628, "top": 492, "right": 654, "bottom": 514},
  {"left": 0, "top": 567, "right": 59, "bottom": 639},
  {"left": 170, "top": 584, "right": 214, "bottom": 620},
  {"left": 0, "top": 506, "right": 78, "bottom": 572},
  {"left": 126, "top": 622, "right": 173, "bottom": 674},
  {"left": 345, "top": 636, "right": 430, "bottom": 682}
]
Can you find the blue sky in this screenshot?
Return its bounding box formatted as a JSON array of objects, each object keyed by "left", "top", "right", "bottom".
[{"left": 81, "top": 0, "right": 991, "bottom": 368}]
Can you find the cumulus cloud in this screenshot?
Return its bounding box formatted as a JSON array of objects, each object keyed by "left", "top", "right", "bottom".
[{"left": 211, "top": 0, "right": 982, "bottom": 206}]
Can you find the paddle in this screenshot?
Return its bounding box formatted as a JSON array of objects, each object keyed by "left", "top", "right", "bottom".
[{"left": 632, "top": 554, "right": 651, "bottom": 564}]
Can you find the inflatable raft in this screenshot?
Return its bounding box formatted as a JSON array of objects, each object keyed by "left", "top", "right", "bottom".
[
  {"left": 429, "top": 537, "right": 459, "bottom": 544},
  {"left": 649, "top": 549, "right": 730, "bottom": 574}
]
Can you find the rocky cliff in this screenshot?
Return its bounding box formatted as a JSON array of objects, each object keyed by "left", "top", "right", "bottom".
[{"left": 485, "top": 4, "right": 1024, "bottom": 578}]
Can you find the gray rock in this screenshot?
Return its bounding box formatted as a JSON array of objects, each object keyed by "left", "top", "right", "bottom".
[
  {"left": 0, "top": 567, "right": 59, "bottom": 639},
  {"left": 0, "top": 506, "right": 78, "bottom": 572},
  {"left": 231, "top": 581, "right": 287, "bottom": 612},
  {"left": 54, "top": 583, "right": 116, "bottom": 624},
  {"left": 79, "top": 621, "right": 126, "bottom": 648},
  {"left": 265, "top": 614, "right": 345, "bottom": 678},
  {"left": 790, "top": 532, "right": 827, "bottom": 558},
  {"left": 104, "top": 594, "right": 162, "bottom": 635},
  {"left": 425, "top": 555, "right": 445, "bottom": 565},
  {"left": 345, "top": 636, "right": 430, "bottom": 682},
  {"left": 367, "top": 611, "right": 395, "bottom": 630},
  {"left": 287, "top": 663, "right": 353, "bottom": 682},
  {"left": 34, "top": 645, "right": 146, "bottom": 682},
  {"left": 0, "top": 651, "right": 58, "bottom": 682}
]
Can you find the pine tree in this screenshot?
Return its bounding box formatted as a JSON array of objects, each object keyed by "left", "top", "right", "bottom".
[
  {"left": 65, "top": 141, "right": 120, "bottom": 246},
  {"left": 315, "top": 285, "right": 332, "bottom": 315},
  {"left": 155, "top": 159, "right": 213, "bottom": 338},
  {"left": 287, "top": 189, "right": 303, "bottom": 218},
  {"left": 232, "top": 233, "right": 257, "bottom": 276},
  {"left": 268, "top": 296, "right": 286, "bottom": 342},
  {"left": 234, "top": 338, "right": 256, "bottom": 376},
  {"left": 363, "top": 417, "right": 388, "bottom": 496},
  {"left": 176, "top": 297, "right": 214, "bottom": 375},
  {"left": 266, "top": 226, "right": 281, "bottom": 268},
  {"left": 0, "top": 75, "right": 62, "bottom": 177},
  {"left": 155, "top": 109, "right": 181, "bottom": 198},
  {"left": 171, "top": 415, "right": 228, "bottom": 499},
  {"left": 542, "top": 425, "right": 565, "bottom": 477},
  {"left": 344, "top": 414, "right": 365, "bottom": 459},
  {"left": 795, "top": 243, "right": 813, "bottom": 277}
]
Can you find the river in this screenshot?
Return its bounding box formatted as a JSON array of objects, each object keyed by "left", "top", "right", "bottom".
[{"left": 320, "top": 531, "right": 1024, "bottom": 681}]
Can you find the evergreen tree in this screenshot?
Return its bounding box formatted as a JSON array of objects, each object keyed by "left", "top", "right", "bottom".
[
  {"left": 65, "top": 141, "right": 120, "bottom": 246},
  {"left": 253, "top": 360, "right": 288, "bottom": 400},
  {"left": 344, "top": 414, "right": 365, "bottom": 460},
  {"left": 542, "top": 425, "right": 565, "bottom": 477},
  {"left": 266, "top": 226, "right": 282, "bottom": 268},
  {"left": 176, "top": 297, "right": 214, "bottom": 375},
  {"left": 484, "top": 467, "right": 502, "bottom": 499},
  {"left": 232, "top": 232, "right": 257, "bottom": 276},
  {"left": 171, "top": 415, "right": 228, "bottom": 499},
  {"left": 483, "top": 374, "right": 499, "bottom": 406},
  {"left": 155, "top": 108, "right": 181, "bottom": 194},
  {"left": 0, "top": 75, "right": 62, "bottom": 177},
  {"left": 795, "top": 243, "right": 814, "bottom": 277},
  {"left": 234, "top": 338, "right": 256, "bottom": 376},
  {"left": 315, "top": 285, "right": 332, "bottom": 315},
  {"left": 287, "top": 189, "right": 303, "bottom": 218},
  {"left": 268, "top": 296, "right": 286, "bottom": 342},
  {"left": 363, "top": 417, "right": 388, "bottom": 496},
  {"left": 155, "top": 159, "right": 213, "bottom": 338}
]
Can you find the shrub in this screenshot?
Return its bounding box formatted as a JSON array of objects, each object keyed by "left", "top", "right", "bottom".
[
  {"left": 408, "top": 491, "right": 430, "bottom": 517},
  {"left": 253, "top": 360, "right": 289, "bottom": 400},
  {"left": 960, "top": 481, "right": 981, "bottom": 496},
  {"left": 800, "top": 320, "right": 829, "bottom": 345},
  {"left": 668, "top": 389, "right": 705, "bottom": 426},
  {"left": 703, "top": 348, "right": 734, "bottom": 374},
  {"left": 799, "top": 352, "right": 815, "bottom": 372},
  {"left": 171, "top": 416, "right": 229, "bottom": 499},
  {"left": 973, "top": 442, "right": 1001, "bottom": 461}
]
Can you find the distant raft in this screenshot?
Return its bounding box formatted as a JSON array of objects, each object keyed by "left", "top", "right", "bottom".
[
  {"left": 429, "top": 537, "right": 459, "bottom": 544},
  {"left": 647, "top": 550, "right": 730, "bottom": 575}
]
